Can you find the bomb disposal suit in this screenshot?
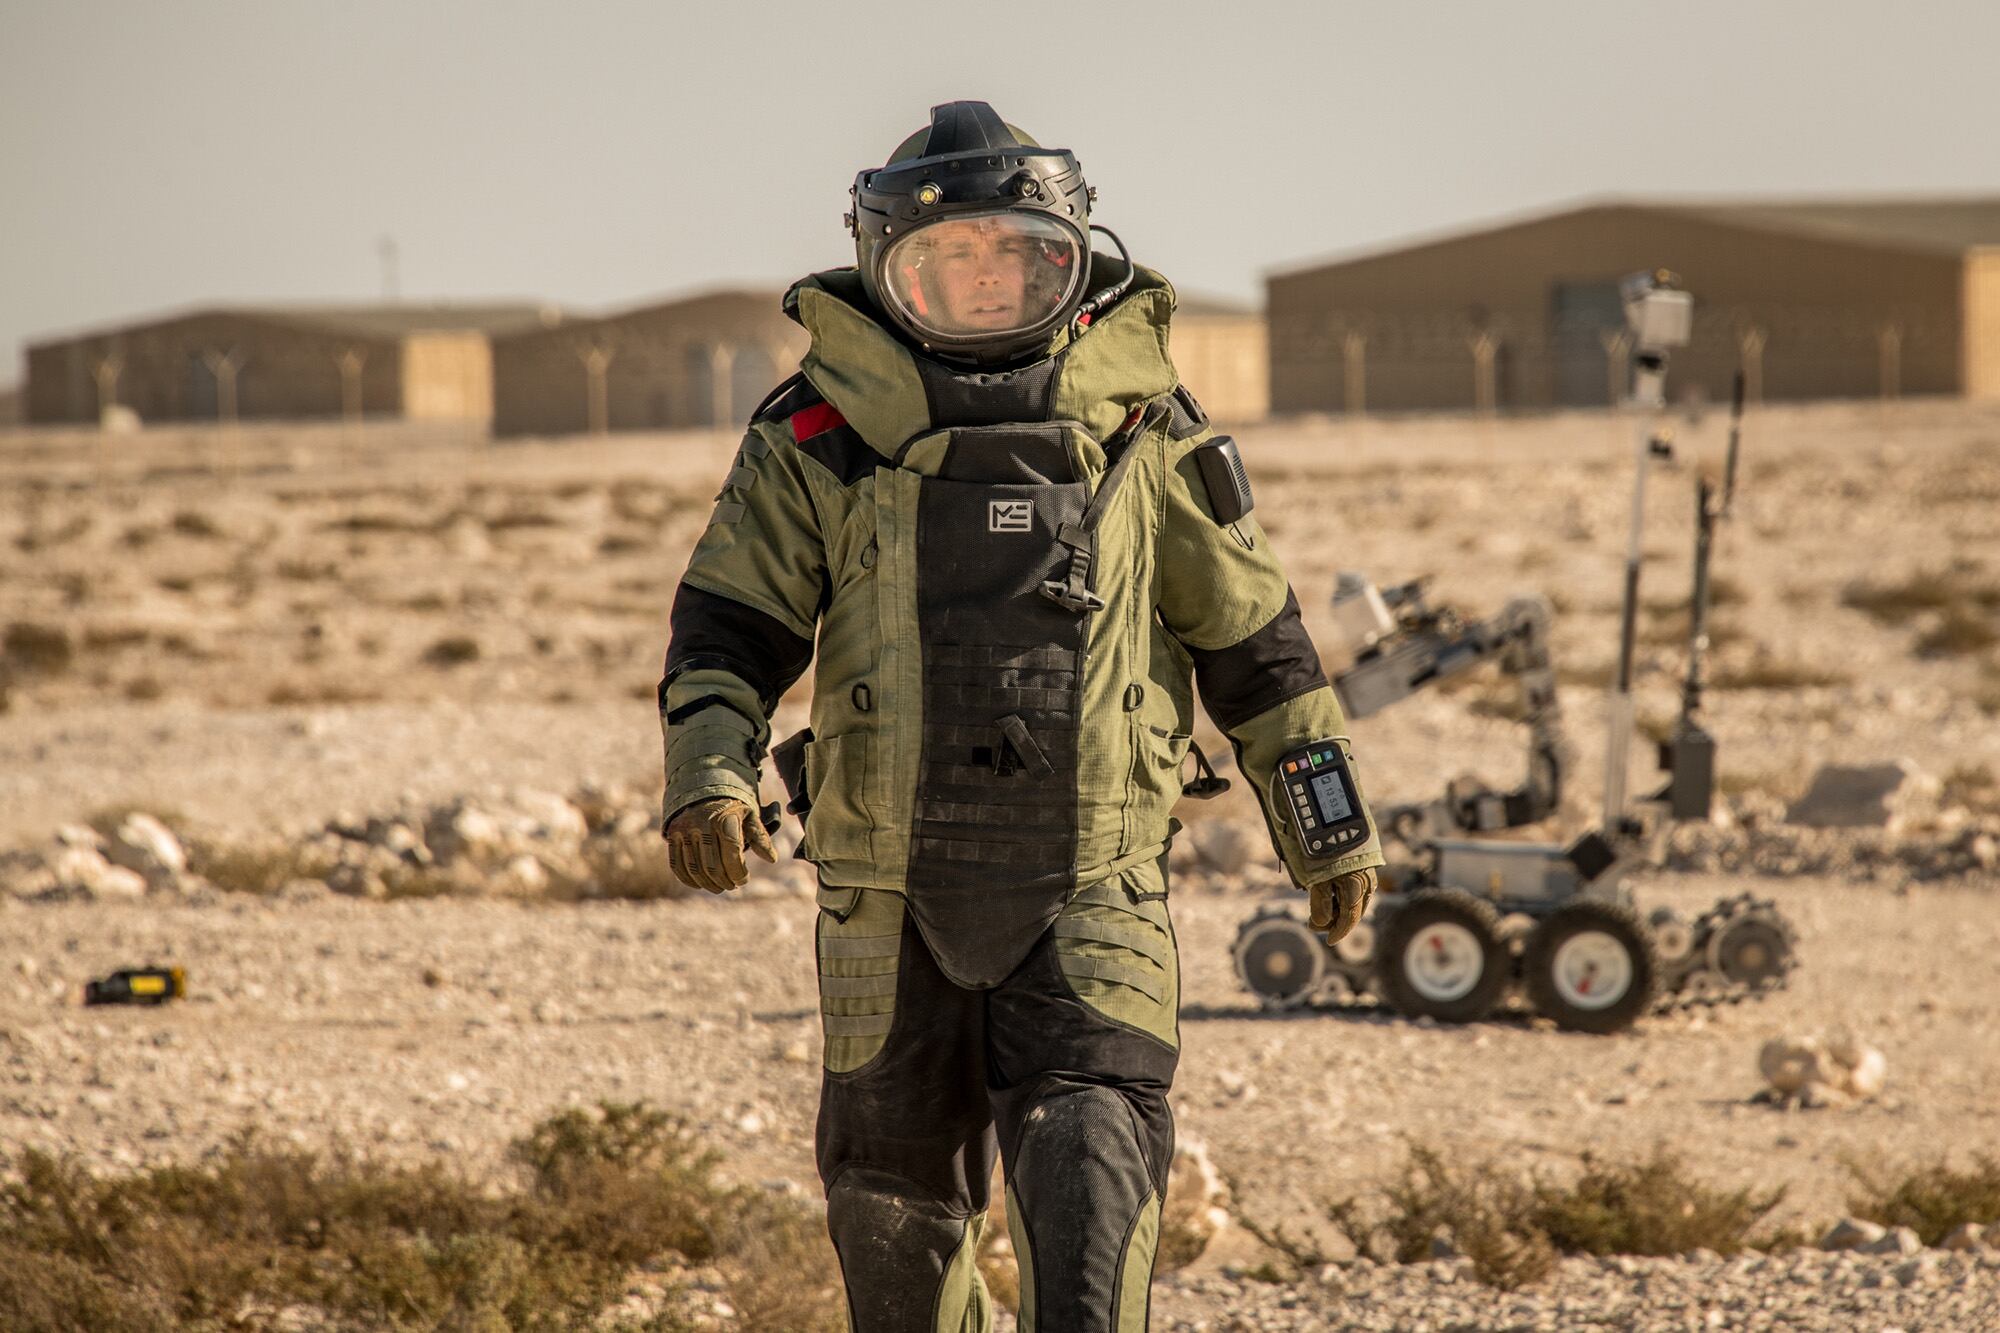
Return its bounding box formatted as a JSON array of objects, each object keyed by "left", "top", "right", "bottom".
[{"left": 659, "top": 102, "right": 1384, "bottom": 1332}]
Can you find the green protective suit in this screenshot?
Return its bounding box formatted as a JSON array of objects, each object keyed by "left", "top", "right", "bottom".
[{"left": 659, "top": 260, "right": 1383, "bottom": 1332}]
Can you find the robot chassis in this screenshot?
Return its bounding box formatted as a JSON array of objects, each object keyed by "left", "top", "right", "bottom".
[{"left": 1230, "top": 273, "right": 1797, "bottom": 1034}]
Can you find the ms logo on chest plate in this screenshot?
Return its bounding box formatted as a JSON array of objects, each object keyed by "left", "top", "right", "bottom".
[{"left": 988, "top": 499, "right": 1034, "bottom": 532}]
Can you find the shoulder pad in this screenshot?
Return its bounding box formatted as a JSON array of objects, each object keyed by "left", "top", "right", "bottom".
[
  {"left": 749, "top": 372, "right": 822, "bottom": 426},
  {"left": 1166, "top": 383, "right": 1209, "bottom": 440}
]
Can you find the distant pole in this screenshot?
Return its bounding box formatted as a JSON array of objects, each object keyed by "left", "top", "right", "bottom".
[
  {"left": 1877, "top": 322, "right": 1903, "bottom": 402},
  {"left": 1342, "top": 330, "right": 1367, "bottom": 416},
  {"left": 202, "top": 348, "right": 244, "bottom": 426},
  {"left": 91, "top": 352, "right": 124, "bottom": 417},
  {"left": 1470, "top": 331, "right": 1499, "bottom": 418},
  {"left": 377, "top": 235, "right": 400, "bottom": 302},
  {"left": 1736, "top": 326, "right": 1767, "bottom": 406},
  {"left": 337, "top": 346, "right": 368, "bottom": 423},
  {"left": 579, "top": 343, "right": 615, "bottom": 436},
  {"left": 708, "top": 343, "right": 736, "bottom": 429},
  {"left": 1599, "top": 328, "right": 1632, "bottom": 406}
]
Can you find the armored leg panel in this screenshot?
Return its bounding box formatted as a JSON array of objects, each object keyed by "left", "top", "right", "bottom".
[
  {"left": 989, "top": 857, "right": 1180, "bottom": 1331},
  {"left": 816, "top": 886, "right": 999, "bottom": 1332}
]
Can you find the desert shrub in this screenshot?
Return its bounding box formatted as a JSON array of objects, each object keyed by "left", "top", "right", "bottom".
[
  {"left": 422, "top": 635, "right": 482, "bottom": 667},
  {"left": 1914, "top": 606, "right": 1999, "bottom": 658},
  {"left": 1322, "top": 1145, "right": 1786, "bottom": 1291},
  {"left": 1841, "top": 567, "right": 2000, "bottom": 626},
  {"left": 170, "top": 509, "right": 222, "bottom": 539},
  {"left": 0, "top": 1101, "right": 845, "bottom": 1332},
  {"left": 3, "top": 622, "right": 72, "bottom": 675},
  {"left": 1847, "top": 1153, "right": 2000, "bottom": 1246},
  {"left": 1708, "top": 653, "right": 1849, "bottom": 691},
  {"left": 564, "top": 834, "right": 696, "bottom": 902}
]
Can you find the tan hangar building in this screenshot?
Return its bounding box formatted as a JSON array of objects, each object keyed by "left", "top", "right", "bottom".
[
  {"left": 1267, "top": 197, "right": 2000, "bottom": 413},
  {"left": 490, "top": 285, "right": 1271, "bottom": 437},
  {"left": 23, "top": 303, "right": 559, "bottom": 427}
]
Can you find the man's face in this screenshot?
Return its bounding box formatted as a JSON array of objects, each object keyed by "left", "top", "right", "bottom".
[{"left": 923, "top": 217, "right": 1033, "bottom": 331}]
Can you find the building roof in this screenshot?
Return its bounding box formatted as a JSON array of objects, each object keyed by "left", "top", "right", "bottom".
[
  {"left": 249, "top": 302, "right": 564, "bottom": 337},
  {"left": 31, "top": 301, "right": 564, "bottom": 349},
  {"left": 1270, "top": 194, "right": 2000, "bottom": 281},
  {"left": 1670, "top": 198, "right": 2000, "bottom": 253},
  {"left": 1175, "top": 291, "right": 1262, "bottom": 318}
]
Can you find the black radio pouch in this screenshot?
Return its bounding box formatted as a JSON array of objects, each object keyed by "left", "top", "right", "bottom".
[
  {"left": 1192, "top": 435, "right": 1254, "bottom": 524},
  {"left": 771, "top": 727, "right": 814, "bottom": 824}
]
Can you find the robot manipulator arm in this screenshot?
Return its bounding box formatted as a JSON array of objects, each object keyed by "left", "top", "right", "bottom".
[{"left": 1329, "top": 576, "right": 1570, "bottom": 841}]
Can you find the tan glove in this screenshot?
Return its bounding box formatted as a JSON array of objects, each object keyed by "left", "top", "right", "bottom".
[
  {"left": 1308, "top": 867, "right": 1377, "bottom": 946},
  {"left": 664, "top": 796, "right": 776, "bottom": 894}
]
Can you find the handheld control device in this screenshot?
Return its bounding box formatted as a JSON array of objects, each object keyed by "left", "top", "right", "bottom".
[{"left": 1278, "top": 740, "right": 1371, "bottom": 859}]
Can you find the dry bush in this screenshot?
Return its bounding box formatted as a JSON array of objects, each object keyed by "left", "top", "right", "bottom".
[
  {"left": 1841, "top": 566, "right": 2000, "bottom": 627},
  {"left": 422, "top": 635, "right": 482, "bottom": 667},
  {"left": 323, "top": 512, "right": 431, "bottom": 533},
  {"left": 1847, "top": 1154, "right": 2000, "bottom": 1246},
  {"left": 565, "top": 834, "right": 697, "bottom": 902},
  {"left": 485, "top": 508, "right": 563, "bottom": 532},
  {"left": 0, "top": 1100, "right": 840, "bottom": 1332},
  {"left": 1944, "top": 762, "right": 2000, "bottom": 815},
  {"left": 3, "top": 622, "right": 72, "bottom": 675},
  {"left": 183, "top": 836, "right": 339, "bottom": 896},
  {"left": 1915, "top": 606, "right": 2000, "bottom": 658},
  {"left": 1708, "top": 652, "right": 1850, "bottom": 691},
  {"left": 266, "top": 680, "right": 383, "bottom": 707},
  {"left": 1322, "top": 1145, "right": 1786, "bottom": 1291},
  {"left": 170, "top": 509, "right": 223, "bottom": 539}
]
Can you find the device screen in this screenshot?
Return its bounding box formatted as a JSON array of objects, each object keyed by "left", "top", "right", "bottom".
[{"left": 1310, "top": 770, "right": 1354, "bottom": 824}]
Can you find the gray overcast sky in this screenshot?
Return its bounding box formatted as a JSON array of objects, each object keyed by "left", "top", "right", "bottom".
[{"left": 4, "top": 0, "right": 1997, "bottom": 375}]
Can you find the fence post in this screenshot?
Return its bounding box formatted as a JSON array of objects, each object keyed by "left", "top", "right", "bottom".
[
  {"left": 578, "top": 343, "right": 615, "bottom": 436},
  {"left": 337, "top": 347, "right": 368, "bottom": 423},
  {"left": 1736, "top": 327, "right": 1767, "bottom": 406},
  {"left": 1598, "top": 329, "right": 1632, "bottom": 406},
  {"left": 1342, "top": 330, "right": 1367, "bottom": 416},
  {"left": 1877, "top": 322, "right": 1903, "bottom": 401},
  {"left": 1470, "top": 331, "right": 1499, "bottom": 417}
]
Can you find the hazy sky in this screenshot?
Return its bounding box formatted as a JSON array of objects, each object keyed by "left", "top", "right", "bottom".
[{"left": 5, "top": 0, "right": 1997, "bottom": 375}]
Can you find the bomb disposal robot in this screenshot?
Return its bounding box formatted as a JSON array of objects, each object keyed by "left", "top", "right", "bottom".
[{"left": 1231, "top": 272, "right": 1797, "bottom": 1033}]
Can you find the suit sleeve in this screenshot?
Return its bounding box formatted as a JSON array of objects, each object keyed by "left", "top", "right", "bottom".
[
  {"left": 1155, "top": 420, "right": 1385, "bottom": 886},
  {"left": 658, "top": 418, "right": 826, "bottom": 827}
]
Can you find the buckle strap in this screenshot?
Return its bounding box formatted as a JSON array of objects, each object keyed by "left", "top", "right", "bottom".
[
  {"left": 1037, "top": 399, "right": 1168, "bottom": 616},
  {"left": 993, "top": 712, "right": 1055, "bottom": 778}
]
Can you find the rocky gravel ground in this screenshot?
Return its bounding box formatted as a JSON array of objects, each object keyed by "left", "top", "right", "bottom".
[{"left": 3, "top": 404, "right": 1999, "bottom": 1326}]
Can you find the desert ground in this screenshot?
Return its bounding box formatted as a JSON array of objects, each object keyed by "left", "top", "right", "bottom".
[{"left": 3, "top": 399, "right": 1999, "bottom": 1329}]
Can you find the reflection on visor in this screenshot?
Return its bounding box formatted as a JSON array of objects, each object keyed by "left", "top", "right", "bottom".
[{"left": 881, "top": 212, "right": 1085, "bottom": 343}]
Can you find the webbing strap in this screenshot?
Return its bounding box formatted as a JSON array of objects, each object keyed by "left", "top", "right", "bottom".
[
  {"left": 817, "top": 933, "right": 904, "bottom": 960},
  {"left": 818, "top": 972, "right": 900, "bottom": 999},
  {"left": 995, "top": 713, "right": 1055, "bottom": 778},
  {"left": 1040, "top": 400, "right": 1167, "bottom": 614},
  {"left": 1066, "top": 878, "right": 1138, "bottom": 911},
  {"left": 1054, "top": 915, "right": 1166, "bottom": 963},
  {"left": 1054, "top": 953, "right": 1164, "bottom": 1003},
  {"left": 821, "top": 1012, "right": 896, "bottom": 1037}
]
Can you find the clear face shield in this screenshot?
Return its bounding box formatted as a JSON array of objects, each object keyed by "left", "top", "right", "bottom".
[{"left": 878, "top": 211, "right": 1087, "bottom": 350}]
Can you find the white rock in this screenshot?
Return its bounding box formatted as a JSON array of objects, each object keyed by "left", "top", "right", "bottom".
[
  {"left": 1860, "top": 1226, "right": 1922, "bottom": 1257},
  {"left": 1162, "top": 1134, "right": 1230, "bottom": 1266},
  {"left": 48, "top": 846, "right": 148, "bottom": 901},
  {"left": 1819, "top": 1217, "right": 1887, "bottom": 1251},
  {"left": 1941, "top": 1222, "right": 1985, "bottom": 1252},
  {"left": 497, "top": 854, "right": 549, "bottom": 894},
  {"left": 104, "top": 812, "right": 187, "bottom": 885}
]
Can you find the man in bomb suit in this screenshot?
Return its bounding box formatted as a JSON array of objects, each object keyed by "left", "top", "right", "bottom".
[{"left": 659, "top": 101, "right": 1384, "bottom": 1332}]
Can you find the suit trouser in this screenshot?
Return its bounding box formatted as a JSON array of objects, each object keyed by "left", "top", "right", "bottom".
[{"left": 813, "top": 856, "right": 1180, "bottom": 1333}]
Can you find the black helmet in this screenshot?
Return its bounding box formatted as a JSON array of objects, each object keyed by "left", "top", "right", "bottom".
[{"left": 848, "top": 101, "right": 1096, "bottom": 366}]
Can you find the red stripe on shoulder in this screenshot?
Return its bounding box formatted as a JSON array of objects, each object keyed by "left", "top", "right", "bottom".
[{"left": 790, "top": 401, "right": 846, "bottom": 443}]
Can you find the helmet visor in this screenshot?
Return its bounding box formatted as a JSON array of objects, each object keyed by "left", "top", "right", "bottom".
[{"left": 879, "top": 211, "right": 1086, "bottom": 346}]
